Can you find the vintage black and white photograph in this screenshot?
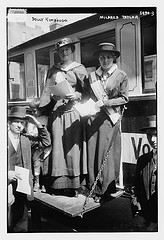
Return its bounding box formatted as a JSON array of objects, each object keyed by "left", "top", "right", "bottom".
[{"left": 4, "top": 4, "right": 160, "bottom": 237}]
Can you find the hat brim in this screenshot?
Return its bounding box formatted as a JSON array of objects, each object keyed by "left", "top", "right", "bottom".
[
  {"left": 8, "top": 115, "right": 27, "bottom": 120},
  {"left": 93, "top": 50, "right": 120, "bottom": 59},
  {"left": 140, "top": 126, "right": 156, "bottom": 132},
  {"left": 52, "top": 41, "right": 80, "bottom": 52}
]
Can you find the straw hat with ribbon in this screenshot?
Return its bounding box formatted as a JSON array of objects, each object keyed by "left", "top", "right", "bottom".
[{"left": 93, "top": 43, "right": 120, "bottom": 59}]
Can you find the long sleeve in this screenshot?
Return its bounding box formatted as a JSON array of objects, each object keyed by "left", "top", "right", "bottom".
[
  {"left": 37, "top": 126, "right": 51, "bottom": 148},
  {"left": 29, "top": 126, "right": 51, "bottom": 149},
  {"left": 103, "top": 72, "right": 129, "bottom": 107},
  {"left": 83, "top": 77, "right": 94, "bottom": 101},
  {"left": 73, "top": 64, "right": 88, "bottom": 99},
  {"left": 39, "top": 65, "right": 59, "bottom": 108}
]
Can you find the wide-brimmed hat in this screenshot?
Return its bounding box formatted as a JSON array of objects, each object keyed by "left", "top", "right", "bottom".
[
  {"left": 140, "top": 115, "right": 157, "bottom": 132},
  {"left": 8, "top": 106, "right": 27, "bottom": 120},
  {"left": 93, "top": 43, "right": 120, "bottom": 59},
  {"left": 53, "top": 38, "right": 79, "bottom": 52}
]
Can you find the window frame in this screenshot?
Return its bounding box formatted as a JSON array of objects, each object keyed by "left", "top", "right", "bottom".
[
  {"left": 140, "top": 15, "right": 157, "bottom": 94},
  {"left": 8, "top": 54, "right": 26, "bottom": 101}
]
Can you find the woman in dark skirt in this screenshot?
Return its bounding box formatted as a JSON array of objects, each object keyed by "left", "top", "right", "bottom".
[
  {"left": 85, "top": 43, "right": 129, "bottom": 202},
  {"left": 39, "top": 38, "right": 88, "bottom": 197}
]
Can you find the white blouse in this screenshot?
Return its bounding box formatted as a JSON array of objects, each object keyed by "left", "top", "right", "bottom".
[{"left": 8, "top": 130, "right": 20, "bottom": 151}]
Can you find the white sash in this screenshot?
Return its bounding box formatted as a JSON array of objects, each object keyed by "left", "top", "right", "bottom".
[{"left": 90, "top": 71, "right": 120, "bottom": 125}]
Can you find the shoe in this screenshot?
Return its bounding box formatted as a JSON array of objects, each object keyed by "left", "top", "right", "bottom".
[
  {"left": 41, "top": 185, "right": 46, "bottom": 193},
  {"left": 33, "top": 182, "right": 40, "bottom": 192},
  {"left": 33, "top": 175, "right": 40, "bottom": 192},
  {"left": 78, "top": 186, "right": 90, "bottom": 196},
  {"left": 64, "top": 189, "right": 78, "bottom": 197},
  {"left": 93, "top": 195, "right": 101, "bottom": 203},
  {"left": 74, "top": 190, "right": 78, "bottom": 198}
]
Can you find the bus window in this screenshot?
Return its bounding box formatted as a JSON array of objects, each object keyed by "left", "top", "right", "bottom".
[
  {"left": 8, "top": 54, "right": 25, "bottom": 101},
  {"left": 141, "top": 15, "right": 157, "bottom": 93},
  {"left": 35, "top": 47, "right": 50, "bottom": 96},
  {"left": 80, "top": 29, "right": 115, "bottom": 74}
]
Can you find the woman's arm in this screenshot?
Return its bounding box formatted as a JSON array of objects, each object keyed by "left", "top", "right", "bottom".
[
  {"left": 103, "top": 74, "right": 129, "bottom": 107},
  {"left": 73, "top": 64, "right": 88, "bottom": 100},
  {"left": 39, "top": 66, "right": 59, "bottom": 108}
]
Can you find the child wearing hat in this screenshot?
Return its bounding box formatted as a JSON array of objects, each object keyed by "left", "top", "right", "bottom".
[{"left": 27, "top": 98, "right": 52, "bottom": 192}]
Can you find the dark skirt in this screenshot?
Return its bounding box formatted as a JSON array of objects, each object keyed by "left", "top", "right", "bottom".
[
  {"left": 86, "top": 110, "right": 121, "bottom": 195},
  {"left": 45, "top": 102, "right": 87, "bottom": 190}
]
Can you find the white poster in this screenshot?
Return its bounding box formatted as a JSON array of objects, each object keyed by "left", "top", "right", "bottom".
[{"left": 121, "top": 132, "right": 152, "bottom": 164}]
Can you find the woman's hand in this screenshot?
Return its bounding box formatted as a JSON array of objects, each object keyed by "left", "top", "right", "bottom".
[
  {"left": 50, "top": 94, "right": 61, "bottom": 101},
  {"left": 65, "top": 93, "right": 76, "bottom": 100},
  {"left": 8, "top": 170, "right": 21, "bottom": 183},
  {"left": 95, "top": 100, "right": 104, "bottom": 111}
]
